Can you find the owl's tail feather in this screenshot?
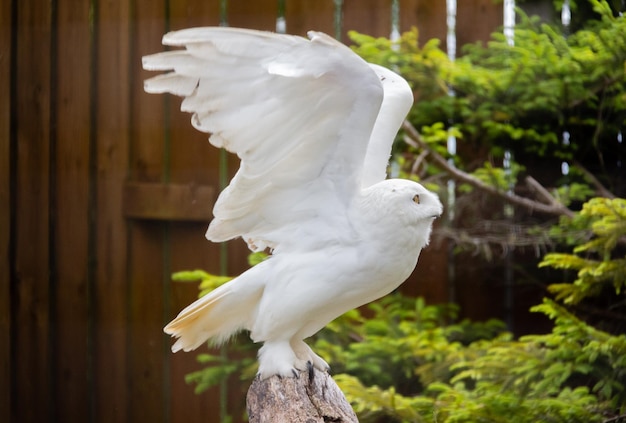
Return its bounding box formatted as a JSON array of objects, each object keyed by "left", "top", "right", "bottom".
[{"left": 164, "top": 269, "right": 264, "bottom": 352}]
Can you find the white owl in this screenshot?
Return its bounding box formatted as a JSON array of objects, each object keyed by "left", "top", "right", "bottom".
[{"left": 143, "top": 27, "right": 442, "bottom": 379}]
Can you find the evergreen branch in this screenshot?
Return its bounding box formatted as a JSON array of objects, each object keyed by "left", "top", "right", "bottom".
[{"left": 402, "top": 120, "right": 575, "bottom": 218}]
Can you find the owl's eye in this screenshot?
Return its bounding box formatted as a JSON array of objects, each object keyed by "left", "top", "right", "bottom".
[{"left": 412, "top": 194, "right": 420, "bottom": 204}]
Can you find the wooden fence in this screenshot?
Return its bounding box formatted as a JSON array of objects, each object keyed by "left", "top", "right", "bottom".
[{"left": 1, "top": 1, "right": 503, "bottom": 422}]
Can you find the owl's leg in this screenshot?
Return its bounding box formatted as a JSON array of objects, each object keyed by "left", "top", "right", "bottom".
[
  {"left": 291, "top": 339, "right": 330, "bottom": 373},
  {"left": 257, "top": 341, "right": 302, "bottom": 379}
]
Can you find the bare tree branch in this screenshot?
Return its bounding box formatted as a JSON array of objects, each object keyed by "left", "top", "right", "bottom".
[
  {"left": 603, "top": 412, "right": 626, "bottom": 423},
  {"left": 572, "top": 160, "right": 616, "bottom": 199},
  {"left": 402, "top": 121, "right": 575, "bottom": 218},
  {"left": 524, "top": 176, "right": 561, "bottom": 207}
]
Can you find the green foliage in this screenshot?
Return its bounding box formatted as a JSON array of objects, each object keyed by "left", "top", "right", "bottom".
[
  {"left": 459, "top": 161, "right": 525, "bottom": 194},
  {"left": 527, "top": 300, "right": 626, "bottom": 408},
  {"left": 326, "top": 196, "right": 626, "bottom": 422},
  {"left": 350, "top": 0, "right": 625, "bottom": 195},
  {"left": 184, "top": 351, "right": 242, "bottom": 395},
  {"left": 173, "top": 269, "right": 233, "bottom": 297},
  {"left": 541, "top": 197, "right": 626, "bottom": 305},
  {"left": 313, "top": 296, "right": 506, "bottom": 393},
  {"left": 324, "top": 298, "right": 626, "bottom": 422},
  {"left": 325, "top": 299, "right": 625, "bottom": 423},
  {"left": 554, "top": 181, "right": 597, "bottom": 207}
]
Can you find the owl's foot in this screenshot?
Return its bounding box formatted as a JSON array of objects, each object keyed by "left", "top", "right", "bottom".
[
  {"left": 256, "top": 340, "right": 330, "bottom": 379},
  {"left": 257, "top": 341, "right": 302, "bottom": 379},
  {"left": 291, "top": 339, "right": 330, "bottom": 373}
]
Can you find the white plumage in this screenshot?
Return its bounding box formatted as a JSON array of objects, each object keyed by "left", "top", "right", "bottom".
[{"left": 143, "top": 27, "right": 442, "bottom": 378}]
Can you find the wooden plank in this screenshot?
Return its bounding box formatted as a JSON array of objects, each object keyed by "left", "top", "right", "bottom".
[
  {"left": 0, "top": 0, "right": 12, "bottom": 421},
  {"left": 343, "top": 0, "right": 392, "bottom": 41},
  {"left": 400, "top": 0, "right": 501, "bottom": 49},
  {"left": 454, "top": 253, "right": 500, "bottom": 322},
  {"left": 228, "top": 0, "right": 277, "bottom": 30},
  {"left": 167, "top": 0, "right": 220, "bottom": 191},
  {"left": 169, "top": 0, "right": 220, "bottom": 31},
  {"left": 123, "top": 182, "right": 216, "bottom": 221},
  {"left": 127, "top": 221, "right": 168, "bottom": 423},
  {"left": 12, "top": 1, "right": 53, "bottom": 422},
  {"left": 166, "top": 2, "right": 224, "bottom": 421},
  {"left": 130, "top": 0, "right": 168, "bottom": 184},
  {"left": 400, "top": 239, "right": 450, "bottom": 304},
  {"left": 129, "top": 1, "right": 169, "bottom": 421},
  {"left": 93, "top": 0, "right": 131, "bottom": 421},
  {"left": 456, "top": 0, "right": 502, "bottom": 47},
  {"left": 400, "top": 0, "right": 447, "bottom": 46},
  {"left": 53, "top": 1, "right": 94, "bottom": 421},
  {"left": 168, "top": 223, "right": 223, "bottom": 422},
  {"left": 285, "top": 0, "right": 335, "bottom": 36}
]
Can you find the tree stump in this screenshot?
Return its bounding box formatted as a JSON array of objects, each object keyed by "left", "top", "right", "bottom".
[{"left": 246, "top": 365, "right": 358, "bottom": 423}]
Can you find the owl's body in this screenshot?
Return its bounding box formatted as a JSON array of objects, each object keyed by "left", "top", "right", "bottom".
[{"left": 143, "top": 27, "right": 442, "bottom": 378}]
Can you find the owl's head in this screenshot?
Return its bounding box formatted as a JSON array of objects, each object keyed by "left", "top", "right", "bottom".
[
  {"left": 360, "top": 179, "right": 442, "bottom": 249},
  {"left": 375, "top": 178, "right": 442, "bottom": 218}
]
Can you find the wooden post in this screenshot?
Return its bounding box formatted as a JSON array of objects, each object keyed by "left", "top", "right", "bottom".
[{"left": 246, "top": 365, "right": 358, "bottom": 423}]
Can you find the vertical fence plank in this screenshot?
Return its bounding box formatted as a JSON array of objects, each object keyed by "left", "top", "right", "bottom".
[
  {"left": 127, "top": 221, "right": 168, "bottom": 423},
  {"left": 456, "top": 0, "right": 501, "bottom": 46},
  {"left": 400, "top": 0, "right": 500, "bottom": 48},
  {"left": 169, "top": 0, "right": 220, "bottom": 31},
  {"left": 0, "top": 0, "right": 12, "bottom": 421},
  {"left": 343, "top": 0, "right": 392, "bottom": 40},
  {"left": 12, "top": 1, "right": 53, "bottom": 423},
  {"left": 228, "top": 0, "right": 277, "bottom": 30},
  {"left": 400, "top": 243, "right": 451, "bottom": 304},
  {"left": 94, "top": 0, "right": 131, "bottom": 421},
  {"left": 53, "top": 1, "right": 95, "bottom": 421},
  {"left": 129, "top": 1, "right": 169, "bottom": 422},
  {"left": 168, "top": 224, "right": 223, "bottom": 421},
  {"left": 166, "top": 1, "right": 224, "bottom": 421},
  {"left": 285, "top": 0, "right": 335, "bottom": 36},
  {"left": 400, "top": 0, "right": 447, "bottom": 45}
]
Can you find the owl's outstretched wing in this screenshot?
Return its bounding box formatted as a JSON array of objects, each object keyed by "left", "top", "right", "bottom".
[{"left": 143, "top": 27, "right": 410, "bottom": 252}]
